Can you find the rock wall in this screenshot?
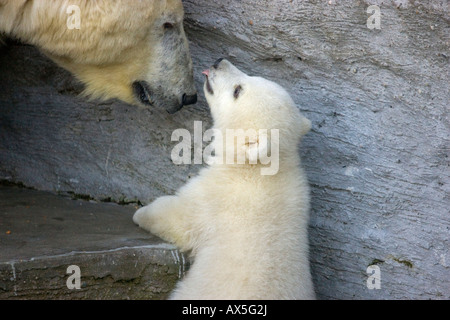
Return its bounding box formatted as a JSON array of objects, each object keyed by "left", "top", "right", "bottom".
[{"left": 0, "top": 0, "right": 449, "bottom": 299}]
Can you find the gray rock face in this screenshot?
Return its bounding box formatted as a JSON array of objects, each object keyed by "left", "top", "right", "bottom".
[
  {"left": 0, "top": 0, "right": 449, "bottom": 299},
  {"left": 0, "top": 185, "right": 187, "bottom": 299}
]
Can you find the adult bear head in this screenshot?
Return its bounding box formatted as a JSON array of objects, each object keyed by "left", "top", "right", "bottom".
[{"left": 0, "top": 0, "right": 197, "bottom": 113}]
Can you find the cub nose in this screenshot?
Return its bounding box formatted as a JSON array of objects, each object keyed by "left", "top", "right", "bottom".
[
  {"left": 212, "top": 58, "right": 224, "bottom": 69},
  {"left": 182, "top": 93, "right": 198, "bottom": 106}
]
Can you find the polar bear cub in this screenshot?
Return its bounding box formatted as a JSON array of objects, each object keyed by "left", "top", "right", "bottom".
[{"left": 133, "top": 59, "right": 315, "bottom": 299}]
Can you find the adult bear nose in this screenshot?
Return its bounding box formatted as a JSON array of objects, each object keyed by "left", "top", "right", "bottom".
[{"left": 182, "top": 93, "right": 198, "bottom": 106}]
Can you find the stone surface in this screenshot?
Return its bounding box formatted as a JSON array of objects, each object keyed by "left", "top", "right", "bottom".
[
  {"left": 0, "top": 0, "right": 449, "bottom": 299},
  {"left": 0, "top": 185, "right": 187, "bottom": 299}
]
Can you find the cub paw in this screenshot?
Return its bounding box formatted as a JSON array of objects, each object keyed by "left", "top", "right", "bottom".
[{"left": 133, "top": 205, "right": 153, "bottom": 231}]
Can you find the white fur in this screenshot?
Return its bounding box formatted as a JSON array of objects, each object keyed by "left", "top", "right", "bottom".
[
  {"left": 134, "top": 60, "right": 315, "bottom": 300},
  {"left": 0, "top": 0, "right": 195, "bottom": 110}
]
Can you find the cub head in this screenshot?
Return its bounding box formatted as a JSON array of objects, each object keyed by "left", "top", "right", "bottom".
[{"left": 202, "top": 59, "right": 311, "bottom": 168}]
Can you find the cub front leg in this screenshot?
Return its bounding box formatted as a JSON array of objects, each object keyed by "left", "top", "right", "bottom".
[{"left": 133, "top": 195, "right": 193, "bottom": 251}]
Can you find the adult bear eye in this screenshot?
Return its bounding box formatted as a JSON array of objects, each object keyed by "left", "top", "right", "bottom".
[
  {"left": 233, "top": 85, "right": 242, "bottom": 99},
  {"left": 132, "top": 81, "right": 153, "bottom": 106},
  {"left": 163, "top": 22, "right": 174, "bottom": 29}
]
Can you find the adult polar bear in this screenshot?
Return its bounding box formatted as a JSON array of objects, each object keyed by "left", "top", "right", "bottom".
[
  {"left": 134, "top": 59, "right": 315, "bottom": 299},
  {"left": 0, "top": 0, "right": 197, "bottom": 113}
]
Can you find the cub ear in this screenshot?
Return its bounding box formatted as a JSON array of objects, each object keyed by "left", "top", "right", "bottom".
[
  {"left": 245, "top": 131, "right": 270, "bottom": 164},
  {"left": 299, "top": 115, "right": 312, "bottom": 137}
]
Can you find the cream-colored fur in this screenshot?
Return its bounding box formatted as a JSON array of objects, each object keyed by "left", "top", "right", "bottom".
[
  {"left": 134, "top": 59, "right": 315, "bottom": 299},
  {"left": 0, "top": 0, "right": 196, "bottom": 112}
]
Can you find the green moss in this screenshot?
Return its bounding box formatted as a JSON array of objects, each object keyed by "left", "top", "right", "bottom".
[
  {"left": 393, "top": 257, "right": 413, "bottom": 268},
  {"left": 61, "top": 191, "right": 142, "bottom": 206},
  {"left": 369, "top": 259, "right": 385, "bottom": 266},
  {"left": 370, "top": 256, "right": 413, "bottom": 268},
  {"left": 0, "top": 179, "right": 33, "bottom": 189},
  {"left": 67, "top": 191, "right": 95, "bottom": 202},
  {"left": 101, "top": 196, "right": 142, "bottom": 206}
]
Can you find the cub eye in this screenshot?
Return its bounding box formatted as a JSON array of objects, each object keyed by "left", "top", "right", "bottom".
[
  {"left": 163, "top": 22, "right": 174, "bottom": 29},
  {"left": 233, "top": 85, "right": 242, "bottom": 99}
]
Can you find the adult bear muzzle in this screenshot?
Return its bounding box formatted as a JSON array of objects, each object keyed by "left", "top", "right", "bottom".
[
  {"left": 133, "top": 80, "right": 197, "bottom": 114},
  {"left": 165, "top": 92, "right": 198, "bottom": 114},
  {"left": 167, "top": 93, "right": 197, "bottom": 114}
]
